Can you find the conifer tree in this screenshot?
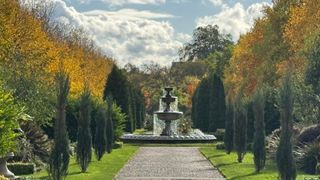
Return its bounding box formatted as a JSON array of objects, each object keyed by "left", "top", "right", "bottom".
[
  {"left": 76, "top": 89, "right": 92, "bottom": 173},
  {"left": 224, "top": 97, "right": 234, "bottom": 154},
  {"left": 276, "top": 72, "right": 297, "bottom": 180},
  {"left": 106, "top": 96, "right": 114, "bottom": 153},
  {"left": 253, "top": 89, "right": 266, "bottom": 172},
  {"left": 94, "top": 105, "right": 107, "bottom": 161},
  {"left": 234, "top": 96, "right": 247, "bottom": 163},
  {"left": 48, "top": 73, "right": 70, "bottom": 180}
]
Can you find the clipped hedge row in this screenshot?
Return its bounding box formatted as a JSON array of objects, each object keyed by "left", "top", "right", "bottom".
[{"left": 7, "top": 163, "right": 34, "bottom": 175}]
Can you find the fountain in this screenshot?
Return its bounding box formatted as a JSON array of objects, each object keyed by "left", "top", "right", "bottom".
[
  {"left": 121, "top": 87, "right": 216, "bottom": 143},
  {"left": 154, "top": 87, "right": 182, "bottom": 136}
]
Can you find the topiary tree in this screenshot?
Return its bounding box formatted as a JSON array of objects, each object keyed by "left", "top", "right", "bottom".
[
  {"left": 76, "top": 89, "right": 92, "bottom": 173},
  {"left": 276, "top": 72, "right": 297, "bottom": 180},
  {"left": 48, "top": 73, "right": 70, "bottom": 180},
  {"left": 234, "top": 96, "right": 247, "bottom": 163},
  {"left": 252, "top": 89, "right": 266, "bottom": 172},
  {"left": 224, "top": 97, "right": 234, "bottom": 154},
  {"left": 93, "top": 105, "right": 107, "bottom": 161},
  {"left": 106, "top": 96, "right": 114, "bottom": 153}
]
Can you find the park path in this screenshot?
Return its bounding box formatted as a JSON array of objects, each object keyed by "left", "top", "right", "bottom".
[{"left": 115, "top": 147, "right": 225, "bottom": 180}]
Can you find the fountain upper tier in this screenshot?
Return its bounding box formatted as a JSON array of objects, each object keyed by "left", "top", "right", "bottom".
[{"left": 154, "top": 87, "right": 183, "bottom": 121}]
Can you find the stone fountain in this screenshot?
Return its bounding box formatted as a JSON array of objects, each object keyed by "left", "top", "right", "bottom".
[
  {"left": 121, "top": 87, "right": 216, "bottom": 143},
  {"left": 154, "top": 87, "right": 183, "bottom": 136}
]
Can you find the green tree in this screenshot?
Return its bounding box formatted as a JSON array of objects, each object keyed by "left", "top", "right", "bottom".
[
  {"left": 276, "top": 72, "right": 297, "bottom": 180},
  {"left": 48, "top": 73, "right": 70, "bottom": 180},
  {"left": 252, "top": 89, "right": 266, "bottom": 172},
  {"left": 193, "top": 78, "right": 210, "bottom": 131},
  {"left": 106, "top": 96, "right": 114, "bottom": 153},
  {"left": 93, "top": 105, "right": 107, "bottom": 161},
  {"left": 76, "top": 89, "right": 92, "bottom": 173},
  {"left": 179, "top": 25, "right": 233, "bottom": 61},
  {"left": 224, "top": 97, "right": 234, "bottom": 154},
  {"left": 103, "top": 65, "right": 134, "bottom": 132},
  {"left": 234, "top": 97, "right": 247, "bottom": 163}
]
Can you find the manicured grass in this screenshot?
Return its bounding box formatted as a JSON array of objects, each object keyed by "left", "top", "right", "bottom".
[
  {"left": 24, "top": 145, "right": 139, "bottom": 180},
  {"left": 200, "top": 145, "right": 320, "bottom": 180}
]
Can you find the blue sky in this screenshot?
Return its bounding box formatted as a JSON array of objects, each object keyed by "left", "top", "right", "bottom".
[{"left": 49, "top": 0, "right": 272, "bottom": 66}]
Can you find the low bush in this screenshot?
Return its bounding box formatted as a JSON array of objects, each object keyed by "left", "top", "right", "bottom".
[
  {"left": 295, "top": 141, "right": 320, "bottom": 174},
  {"left": 7, "top": 163, "right": 35, "bottom": 175},
  {"left": 216, "top": 143, "right": 225, "bottom": 150},
  {"left": 113, "top": 142, "right": 123, "bottom": 149},
  {"left": 297, "top": 124, "right": 320, "bottom": 145},
  {"left": 213, "top": 129, "right": 225, "bottom": 141}
]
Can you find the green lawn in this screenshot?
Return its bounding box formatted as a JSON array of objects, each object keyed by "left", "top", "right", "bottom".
[
  {"left": 200, "top": 145, "right": 320, "bottom": 180},
  {"left": 24, "top": 145, "right": 139, "bottom": 180}
]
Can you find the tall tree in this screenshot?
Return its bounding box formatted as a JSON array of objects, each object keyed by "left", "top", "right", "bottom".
[
  {"left": 276, "top": 72, "right": 297, "bottom": 180},
  {"left": 48, "top": 73, "right": 70, "bottom": 180},
  {"left": 179, "top": 25, "right": 233, "bottom": 61},
  {"left": 252, "top": 89, "right": 266, "bottom": 172},
  {"left": 76, "top": 89, "right": 92, "bottom": 173},
  {"left": 234, "top": 97, "right": 247, "bottom": 163},
  {"left": 94, "top": 105, "right": 107, "bottom": 161},
  {"left": 224, "top": 97, "right": 234, "bottom": 154},
  {"left": 106, "top": 96, "right": 114, "bottom": 154},
  {"left": 103, "top": 65, "right": 134, "bottom": 132}
]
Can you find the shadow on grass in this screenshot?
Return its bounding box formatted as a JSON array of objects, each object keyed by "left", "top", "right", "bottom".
[
  {"left": 229, "top": 171, "right": 259, "bottom": 180},
  {"left": 68, "top": 171, "right": 83, "bottom": 176},
  {"left": 207, "top": 154, "right": 225, "bottom": 159},
  {"left": 215, "top": 161, "right": 238, "bottom": 168}
]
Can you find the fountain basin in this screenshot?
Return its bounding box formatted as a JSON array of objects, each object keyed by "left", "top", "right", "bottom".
[{"left": 154, "top": 111, "right": 183, "bottom": 121}]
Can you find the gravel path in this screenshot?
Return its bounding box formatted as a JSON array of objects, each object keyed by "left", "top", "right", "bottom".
[{"left": 115, "top": 147, "right": 225, "bottom": 180}]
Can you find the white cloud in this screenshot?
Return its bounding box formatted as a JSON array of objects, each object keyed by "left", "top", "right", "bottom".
[
  {"left": 196, "top": 2, "right": 270, "bottom": 40},
  {"left": 208, "top": 0, "right": 223, "bottom": 6},
  {"left": 78, "top": 0, "right": 166, "bottom": 6},
  {"left": 49, "top": 0, "right": 188, "bottom": 67}
]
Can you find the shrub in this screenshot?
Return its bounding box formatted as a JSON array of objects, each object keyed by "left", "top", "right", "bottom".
[
  {"left": 112, "top": 103, "right": 126, "bottom": 141},
  {"left": 48, "top": 73, "right": 70, "bottom": 180},
  {"left": 252, "top": 89, "right": 266, "bottom": 172},
  {"left": 276, "top": 72, "right": 297, "bottom": 180},
  {"left": 213, "top": 129, "right": 225, "bottom": 141},
  {"left": 297, "top": 124, "right": 320, "bottom": 145},
  {"left": 216, "top": 143, "right": 225, "bottom": 150},
  {"left": 295, "top": 141, "right": 320, "bottom": 174},
  {"left": 178, "top": 117, "right": 193, "bottom": 135},
  {"left": 76, "top": 89, "right": 92, "bottom": 173},
  {"left": 7, "top": 163, "right": 34, "bottom": 175}
]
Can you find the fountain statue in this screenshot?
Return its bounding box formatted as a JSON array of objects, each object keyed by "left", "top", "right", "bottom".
[
  {"left": 120, "top": 87, "right": 216, "bottom": 143},
  {"left": 154, "top": 87, "right": 183, "bottom": 136}
]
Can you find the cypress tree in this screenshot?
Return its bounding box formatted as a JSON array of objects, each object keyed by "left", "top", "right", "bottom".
[
  {"left": 224, "top": 97, "right": 234, "bottom": 154},
  {"left": 106, "top": 96, "right": 114, "bottom": 153},
  {"left": 76, "top": 89, "right": 92, "bottom": 173},
  {"left": 94, "top": 105, "right": 107, "bottom": 161},
  {"left": 48, "top": 73, "right": 70, "bottom": 180},
  {"left": 103, "top": 65, "right": 134, "bottom": 132},
  {"left": 276, "top": 72, "right": 297, "bottom": 180},
  {"left": 253, "top": 89, "right": 266, "bottom": 172},
  {"left": 191, "top": 86, "right": 199, "bottom": 128},
  {"left": 234, "top": 97, "right": 247, "bottom": 163},
  {"left": 209, "top": 74, "right": 226, "bottom": 131},
  {"left": 195, "top": 78, "right": 210, "bottom": 131}
]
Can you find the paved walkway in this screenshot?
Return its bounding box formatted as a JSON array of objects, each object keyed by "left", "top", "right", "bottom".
[{"left": 115, "top": 147, "right": 225, "bottom": 180}]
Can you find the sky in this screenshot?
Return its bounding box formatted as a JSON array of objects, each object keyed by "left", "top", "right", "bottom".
[{"left": 46, "top": 0, "right": 272, "bottom": 67}]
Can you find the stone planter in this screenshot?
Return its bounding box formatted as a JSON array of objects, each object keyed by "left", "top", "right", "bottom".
[{"left": 0, "top": 152, "right": 15, "bottom": 178}]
